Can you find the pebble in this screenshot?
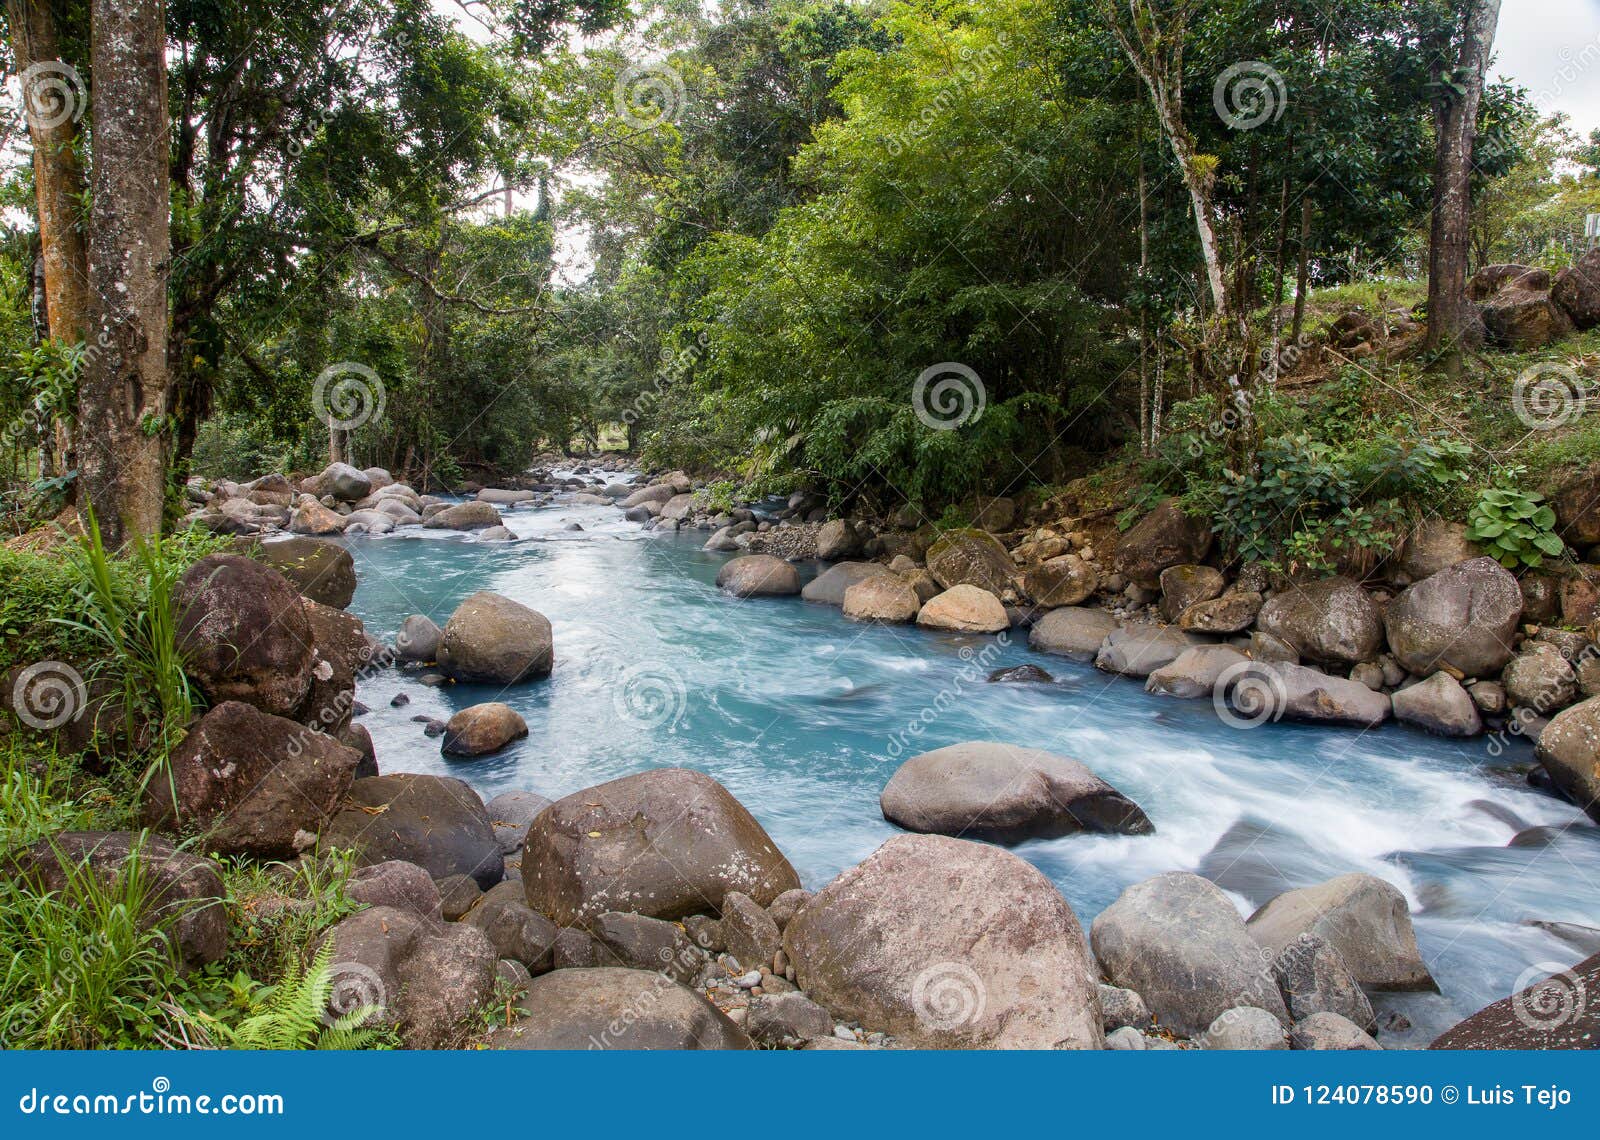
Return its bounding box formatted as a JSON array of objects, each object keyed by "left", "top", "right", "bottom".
[
  {"left": 735, "top": 970, "right": 762, "bottom": 989},
  {"left": 422, "top": 719, "right": 447, "bottom": 737}
]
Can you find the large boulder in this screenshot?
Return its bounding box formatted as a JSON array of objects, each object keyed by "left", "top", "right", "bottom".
[
  {"left": 785, "top": 834, "right": 1104, "bottom": 1049},
  {"left": 1029, "top": 606, "right": 1119, "bottom": 661},
  {"left": 1024, "top": 555, "right": 1098, "bottom": 608},
  {"left": 716, "top": 555, "right": 801, "bottom": 598},
  {"left": 241, "top": 536, "right": 356, "bottom": 609},
  {"left": 1384, "top": 557, "right": 1521, "bottom": 677},
  {"left": 395, "top": 614, "right": 443, "bottom": 663},
  {"left": 1246, "top": 873, "right": 1437, "bottom": 992},
  {"left": 842, "top": 573, "right": 921, "bottom": 623},
  {"left": 1225, "top": 661, "right": 1391, "bottom": 728},
  {"left": 322, "top": 774, "right": 504, "bottom": 888},
  {"left": 1291, "top": 1011, "right": 1381, "bottom": 1050},
  {"left": 175, "top": 553, "right": 315, "bottom": 716},
  {"left": 619, "top": 483, "right": 677, "bottom": 509},
  {"left": 1095, "top": 624, "right": 1196, "bottom": 678},
  {"left": 317, "top": 462, "right": 372, "bottom": 502},
  {"left": 523, "top": 768, "right": 800, "bottom": 926},
  {"left": 1179, "top": 591, "right": 1264, "bottom": 634},
  {"left": 464, "top": 896, "right": 559, "bottom": 972},
  {"left": 1503, "top": 643, "right": 1578, "bottom": 712},
  {"left": 1270, "top": 933, "right": 1376, "bottom": 1033},
  {"left": 437, "top": 592, "right": 553, "bottom": 685},
  {"left": 801, "top": 561, "right": 881, "bottom": 606},
  {"left": 1482, "top": 286, "right": 1574, "bottom": 350},
  {"left": 815, "top": 519, "right": 863, "bottom": 561},
  {"left": 1551, "top": 246, "right": 1600, "bottom": 330},
  {"left": 1113, "top": 499, "right": 1213, "bottom": 589},
  {"left": 915, "top": 585, "right": 1009, "bottom": 633},
  {"left": 1396, "top": 520, "right": 1482, "bottom": 582},
  {"left": 321, "top": 905, "right": 496, "bottom": 1048},
  {"left": 423, "top": 500, "right": 503, "bottom": 531},
  {"left": 347, "top": 860, "right": 442, "bottom": 921},
  {"left": 141, "top": 701, "right": 360, "bottom": 858},
  {"left": 1390, "top": 672, "right": 1482, "bottom": 737},
  {"left": 1429, "top": 952, "right": 1600, "bottom": 1049},
  {"left": 924, "top": 530, "right": 1018, "bottom": 598},
  {"left": 879, "top": 742, "right": 1152, "bottom": 843},
  {"left": 1534, "top": 696, "right": 1600, "bottom": 823},
  {"left": 441, "top": 702, "right": 528, "bottom": 758},
  {"left": 288, "top": 495, "right": 347, "bottom": 536},
  {"left": 1554, "top": 468, "right": 1600, "bottom": 548},
  {"left": 1090, "top": 872, "right": 1290, "bottom": 1038},
  {"left": 3, "top": 831, "right": 228, "bottom": 970},
  {"left": 1145, "top": 645, "right": 1248, "bottom": 700},
  {"left": 486, "top": 968, "right": 751, "bottom": 1050},
  {"left": 1256, "top": 577, "right": 1383, "bottom": 667},
  {"left": 1158, "top": 564, "right": 1225, "bottom": 623}
]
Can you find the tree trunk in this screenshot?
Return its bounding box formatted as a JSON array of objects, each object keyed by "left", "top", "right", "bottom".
[
  {"left": 1425, "top": 0, "right": 1502, "bottom": 375},
  {"left": 79, "top": 0, "right": 170, "bottom": 547},
  {"left": 1292, "top": 197, "right": 1313, "bottom": 345}
]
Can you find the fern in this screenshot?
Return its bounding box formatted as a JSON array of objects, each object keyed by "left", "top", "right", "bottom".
[{"left": 220, "top": 942, "right": 390, "bottom": 1051}]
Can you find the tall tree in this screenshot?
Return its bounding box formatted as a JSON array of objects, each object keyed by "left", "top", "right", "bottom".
[
  {"left": 79, "top": 0, "right": 168, "bottom": 544},
  {"left": 1425, "top": 0, "right": 1502, "bottom": 373}
]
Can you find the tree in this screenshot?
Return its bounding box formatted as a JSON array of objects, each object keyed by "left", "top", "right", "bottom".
[
  {"left": 79, "top": 0, "right": 168, "bottom": 545},
  {"left": 1424, "top": 0, "right": 1502, "bottom": 374}
]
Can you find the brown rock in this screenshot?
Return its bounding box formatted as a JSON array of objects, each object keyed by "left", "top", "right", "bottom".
[{"left": 441, "top": 702, "right": 529, "bottom": 757}]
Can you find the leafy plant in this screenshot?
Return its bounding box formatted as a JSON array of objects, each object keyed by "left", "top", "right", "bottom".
[
  {"left": 1467, "top": 485, "right": 1566, "bottom": 569},
  {"left": 210, "top": 941, "right": 391, "bottom": 1051}
]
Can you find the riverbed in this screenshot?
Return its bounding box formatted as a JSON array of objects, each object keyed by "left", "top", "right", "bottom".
[{"left": 342, "top": 485, "right": 1600, "bottom": 1046}]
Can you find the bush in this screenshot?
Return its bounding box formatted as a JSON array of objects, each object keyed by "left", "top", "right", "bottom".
[{"left": 1467, "top": 484, "right": 1566, "bottom": 569}]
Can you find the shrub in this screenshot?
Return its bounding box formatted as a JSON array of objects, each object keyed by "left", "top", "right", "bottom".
[{"left": 1467, "top": 484, "right": 1566, "bottom": 569}]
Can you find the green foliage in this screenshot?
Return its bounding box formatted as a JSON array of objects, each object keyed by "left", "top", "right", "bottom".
[
  {"left": 1467, "top": 484, "right": 1566, "bottom": 569},
  {"left": 222, "top": 850, "right": 362, "bottom": 979},
  {"left": 0, "top": 739, "right": 114, "bottom": 852},
  {"left": 0, "top": 835, "right": 186, "bottom": 1049},
  {"left": 209, "top": 941, "right": 391, "bottom": 1051}
]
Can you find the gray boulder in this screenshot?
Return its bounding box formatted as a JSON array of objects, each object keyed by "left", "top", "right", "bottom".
[
  {"left": 816, "top": 519, "right": 863, "bottom": 560},
  {"left": 1384, "top": 557, "right": 1521, "bottom": 677},
  {"left": 347, "top": 860, "right": 443, "bottom": 921},
  {"left": 1390, "top": 671, "right": 1482, "bottom": 737},
  {"left": 801, "top": 561, "right": 882, "bottom": 606},
  {"left": 483, "top": 790, "right": 551, "bottom": 855},
  {"left": 437, "top": 592, "right": 553, "bottom": 684},
  {"left": 1247, "top": 873, "right": 1437, "bottom": 992},
  {"left": 1113, "top": 499, "right": 1213, "bottom": 589},
  {"left": 785, "top": 834, "right": 1104, "bottom": 1049},
  {"left": 1503, "top": 643, "right": 1578, "bottom": 712},
  {"left": 423, "top": 501, "right": 503, "bottom": 531},
  {"left": 1270, "top": 933, "right": 1376, "bottom": 1032},
  {"left": 463, "top": 897, "right": 558, "bottom": 973},
  {"left": 748, "top": 992, "right": 833, "bottom": 1046},
  {"left": 440, "top": 702, "right": 528, "bottom": 758},
  {"left": 925, "top": 529, "right": 1018, "bottom": 597},
  {"left": 1095, "top": 624, "right": 1196, "bottom": 678},
  {"left": 1200, "top": 1006, "right": 1289, "bottom": 1050},
  {"left": 1257, "top": 577, "right": 1383, "bottom": 667},
  {"left": 720, "top": 891, "right": 782, "bottom": 970},
  {"left": 395, "top": 614, "right": 443, "bottom": 663},
  {"left": 1029, "top": 606, "right": 1119, "bottom": 661},
  {"left": 322, "top": 773, "right": 504, "bottom": 889},
  {"left": 1098, "top": 984, "right": 1151, "bottom": 1032},
  {"left": 1090, "top": 871, "right": 1290, "bottom": 1037},
  {"left": 1229, "top": 662, "right": 1391, "bottom": 728},
  {"left": 1025, "top": 555, "right": 1098, "bottom": 608},
  {"left": 716, "top": 555, "right": 801, "bottom": 598},
  {"left": 842, "top": 573, "right": 921, "bottom": 623},
  {"left": 318, "top": 462, "right": 372, "bottom": 502},
  {"left": 485, "top": 968, "right": 751, "bottom": 1050},
  {"left": 1534, "top": 696, "right": 1600, "bottom": 823},
  {"left": 1291, "top": 1011, "right": 1381, "bottom": 1050},
  {"left": 1146, "top": 645, "right": 1248, "bottom": 700},
  {"left": 243, "top": 536, "right": 357, "bottom": 609},
  {"left": 1180, "top": 590, "right": 1264, "bottom": 634},
  {"left": 589, "top": 911, "right": 700, "bottom": 982},
  {"left": 175, "top": 554, "right": 315, "bottom": 717},
  {"left": 879, "top": 741, "right": 1151, "bottom": 842},
  {"left": 1158, "top": 564, "right": 1225, "bottom": 623}
]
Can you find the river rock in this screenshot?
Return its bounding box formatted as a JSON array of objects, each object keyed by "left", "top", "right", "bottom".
[
  {"left": 1291, "top": 1011, "right": 1381, "bottom": 1050},
  {"left": 1113, "top": 498, "right": 1213, "bottom": 588},
  {"left": 816, "top": 519, "right": 864, "bottom": 560},
  {"left": 1098, "top": 984, "right": 1151, "bottom": 1031},
  {"left": 988, "top": 664, "right": 1054, "bottom": 684},
  {"left": 437, "top": 591, "right": 553, "bottom": 684},
  {"left": 766, "top": 888, "right": 812, "bottom": 932},
  {"left": 486, "top": 968, "right": 752, "bottom": 1050},
  {"left": 1257, "top": 577, "right": 1383, "bottom": 666},
  {"left": 339, "top": 722, "right": 378, "bottom": 779},
  {"left": 441, "top": 702, "right": 528, "bottom": 757},
  {"left": 289, "top": 495, "right": 347, "bottom": 536},
  {"left": 1552, "top": 247, "right": 1600, "bottom": 329},
  {"left": 801, "top": 562, "right": 880, "bottom": 606},
  {"left": 1503, "top": 643, "right": 1578, "bottom": 712},
  {"left": 1029, "top": 606, "right": 1119, "bottom": 661},
  {"left": 619, "top": 483, "right": 677, "bottom": 509},
  {"left": 1483, "top": 286, "right": 1574, "bottom": 350},
  {"left": 317, "top": 462, "right": 371, "bottom": 502},
  {"left": 1235, "top": 661, "right": 1391, "bottom": 728},
  {"left": 1246, "top": 873, "right": 1436, "bottom": 992},
  {"left": 464, "top": 896, "right": 558, "bottom": 972},
  {"left": 915, "top": 585, "right": 1009, "bottom": 633},
  {"left": 347, "top": 860, "right": 444, "bottom": 921},
  {"left": 585, "top": 912, "right": 700, "bottom": 981},
  {"left": 243, "top": 536, "right": 357, "bottom": 608},
  {"left": 1270, "top": 932, "right": 1375, "bottom": 1032},
  {"left": 1095, "top": 624, "right": 1196, "bottom": 678},
  {"left": 341, "top": 510, "right": 394, "bottom": 535},
  {"left": 1429, "top": 952, "right": 1600, "bottom": 1048},
  {"left": 719, "top": 891, "right": 783, "bottom": 970},
  {"left": 321, "top": 905, "right": 496, "bottom": 1048},
  {"left": 1145, "top": 645, "right": 1247, "bottom": 700},
  {"left": 1025, "top": 555, "right": 1097, "bottom": 607},
  {"left": 924, "top": 529, "right": 1018, "bottom": 597},
  {"left": 1397, "top": 520, "right": 1482, "bottom": 581},
  {"left": 3, "top": 831, "right": 228, "bottom": 970},
  {"left": 1200, "top": 1006, "right": 1289, "bottom": 1050},
  {"left": 395, "top": 614, "right": 443, "bottom": 662},
  {"left": 322, "top": 773, "right": 503, "bottom": 888},
  {"left": 748, "top": 991, "right": 834, "bottom": 1046},
  {"left": 1533, "top": 696, "right": 1600, "bottom": 822},
  {"left": 523, "top": 768, "right": 800, "bottom": 926},
  {"left": 175, "top": 553, "right": 315, "bottom": 716},
  {"left": 1158, "top": 564, "right": 1225, "bottom": 623},
  {"left": 842, "top": 573, "right": 921, "bottom": 623},
  {"left": 716, "top": 555, "right": 801, "bottom": 597},
  {"left": 880, "top": 742, "right": 1151, "bottom": 842},
  {"left": 425, "top": 500, "right": 502, "bottom": 531},
  {"left": 477, "top": 488, "right": 535, "bottom": 505},
  {"left": 1091, "top": 871, "right": 1289, "bottom": 1037},
  {"left": 1384, "top": 557, "right": 1521, "bottom": 677},
  {"left": 785, "top": 834, "right": 1103, "bottom": 1049},
  {"left": 484, "top": 790, "right": 551, "bottom": 855},
  {"left": 141, "top": 700, "right": 360, "bottom": 858},
  {"left": 1179, "top": 593, "right": 1261, "bottom": 639},
  {"left": 1390, "top": 671, "right": 1482, "bottom": 737}
]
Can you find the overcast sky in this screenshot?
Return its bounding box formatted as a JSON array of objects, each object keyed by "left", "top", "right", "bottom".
[{"left": 1494, "top": 0, "right": 1600, "bottom": 135}]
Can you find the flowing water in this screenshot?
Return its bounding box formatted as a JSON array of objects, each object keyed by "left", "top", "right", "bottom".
[{"left": 340, "top": 481, "right": 1600, "bottom": 1046}]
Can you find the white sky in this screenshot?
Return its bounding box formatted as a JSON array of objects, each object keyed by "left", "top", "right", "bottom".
[{"left": 1494, "top": 0, "right": 1600, "bottom": 135}]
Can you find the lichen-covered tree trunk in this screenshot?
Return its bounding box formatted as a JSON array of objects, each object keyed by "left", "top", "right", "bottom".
[{"left": 79, "top": 0, "right": 169, "bottom": 546}]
